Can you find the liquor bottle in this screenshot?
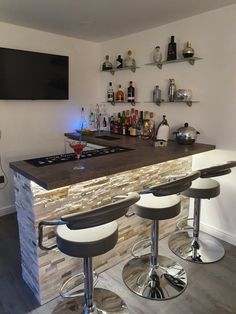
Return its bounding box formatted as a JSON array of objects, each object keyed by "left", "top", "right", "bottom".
[
  {"left": 149, "top": 112, "right": 155, "bottom": 139},
  {"left": 124, "top": 50, "right": 136, "bottom": 68},
  {"left": 102, "top": 55, "right": 113, "bottom": 71},
  {"left": 114, "top": 114, "right": 119, "bottom": 134},
  {"left": 127, "top": 81, "right": 135, "bottom": 104},
  {"left": 103, "top": 117, "right": 107, "bottom": 128},
  {"left": 153, "top": 85, "right": 161, "bottom": 105},
  {"left": 116, "top": 55, "right": 123, "bottom": 69},
  {"left": 137, "top": 111, "right": 143, "bottom": 137},
  {"left": 183, "top": 41, "right": 195, "bottom": 58},
  {"left": 167, "top": 36, "right": 177, "bottom": 61},
  {"left": 153, "top": 46, "right": 162, "bottom": 63},
  {"left": 142, "top": 111, "right": 150, "bottom": 139},
  {"left": 116, "top": 84, "right": 125, "bottom": 102},
  {"left": 89, "top": 109, "right": 95, "bottom": 128},
  {"left": 80, "top": 107, "right": 87, "bottom": 130},
  {"left": 110, "top": 115, "right": 114, "bottom": 133},
  {"left": 120, "top": 112, "right": 126, "bottom": 135},
  {"left": 107, "top": 82, "right": 115, "bottom": 104},
  {"left": 130, "top": 110, "right": 137, "bottom": 136},
  {"left": 168, "top": 79, "right": 176, "bottom": 102}
]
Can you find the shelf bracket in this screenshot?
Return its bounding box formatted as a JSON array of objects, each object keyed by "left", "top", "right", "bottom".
[
  {"left": 110, "top": 69, "right": 115, "bottom": 75},
  {"left": 186, "top": 101, "right": 192, "bottom": 107},
  {"left": 130, "top": 67, "right": 136, "bottom": 73},
  {"left": 188, "top": 59, "right": 195, "bottom": 66},
  {"left": 156, "top": 63, "right": 162, "bottom": 69}
]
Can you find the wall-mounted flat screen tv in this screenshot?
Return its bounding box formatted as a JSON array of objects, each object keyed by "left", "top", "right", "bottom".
[{"left": 0, "top": 47, "right": 69, "bottom": 100}]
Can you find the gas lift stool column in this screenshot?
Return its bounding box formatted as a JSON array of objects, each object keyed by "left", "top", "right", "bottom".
[{"left": 122, "top": 171, "right": 200, "bottom": 300}]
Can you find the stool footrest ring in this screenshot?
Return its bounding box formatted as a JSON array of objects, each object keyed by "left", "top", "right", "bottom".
[
  {"left": 131, "top": 238, "right": 151, "bottom": 258},
  {"left": 177, "top": 217, "right": 194, "bottom": 230},
  {"left": 60, "top": 271, "right": 99, "bottom": 299}
]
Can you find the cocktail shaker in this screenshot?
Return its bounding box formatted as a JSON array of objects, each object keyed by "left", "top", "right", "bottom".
[{"left": 168, "top": 79, "right": 176, "bottom": 102}]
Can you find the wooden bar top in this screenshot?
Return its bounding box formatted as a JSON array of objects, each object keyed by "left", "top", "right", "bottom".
[{"left": 10, "top": 132, "right": 215, "bottom": 190}]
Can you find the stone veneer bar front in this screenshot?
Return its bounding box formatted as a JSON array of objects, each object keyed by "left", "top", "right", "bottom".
[{"left": 14, "top": 156, "right": 192, "bottom": 304}]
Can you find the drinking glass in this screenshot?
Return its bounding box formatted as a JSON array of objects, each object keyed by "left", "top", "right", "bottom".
[{"left": 68, "top": 140, "right": 87, "bottom": 170}]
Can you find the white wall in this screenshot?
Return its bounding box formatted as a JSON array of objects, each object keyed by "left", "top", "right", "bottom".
[
  {"left": 0, "top": 22, "right": 101, "bottom": 214},
  {"left": 1, "top": 6, "right": 236, "bottom": 245},
  {"left": 100, "top": 5, "right": 236, "bottom": 244}
]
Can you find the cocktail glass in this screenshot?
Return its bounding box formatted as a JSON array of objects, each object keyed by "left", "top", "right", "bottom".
[{"left": 69, "top": 141, "right": 87, "bottom": 170}]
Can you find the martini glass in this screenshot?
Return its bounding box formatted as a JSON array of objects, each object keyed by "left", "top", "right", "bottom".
[{"left": 69, "top": 141, "right": 87, "bottom": 170}]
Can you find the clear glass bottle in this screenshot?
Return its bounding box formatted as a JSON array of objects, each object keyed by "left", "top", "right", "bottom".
[
  {"left": 80, "top": 107, "right": 87, "bottom": 130},
  {"left": 102, "top": 55, "right": 113, "bottom": 71},
  {"left": 153, "top": 46, "right": 162, "bottom": 63},
  {"left": 107, "top": 82, "right": 115, "bottom": 104},
  {"left": 153, "top": 85, "right": 161, "bottom": 104},
  {"left": 116, "top": 84, "right": 125, "bottom": 102},
  {"left": 127, "top": 81, "right": 135, "bottom": 104},
  {"left": 149, "top": 112, "right": 155, "bottom": 139},
  {"left": 89, "top": 108, "right": 95, "bottom": 128},
  {"left": 167, "top": 36, "right": 177, "bottom": 61},
  {"left": 124, "top": 50, "right": 136, "bottom": 68}
]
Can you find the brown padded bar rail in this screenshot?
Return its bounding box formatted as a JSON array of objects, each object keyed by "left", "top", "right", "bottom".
[
  {"left": 61, "top": 192, "right": 140, "bottom": 230},
  {"left": 144, "top": 171, "right": 200, "bottom": 196},
  {"left": 199, "top": 161, "right": 236, "bottom": 178}
]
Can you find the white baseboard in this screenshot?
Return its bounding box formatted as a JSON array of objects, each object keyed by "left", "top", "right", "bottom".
[
  {"left": 0, "top": 204, "right": 15, "bottom": 217},
  {"left": 201, "top": 222, "right": 236, "bottom": 246}
]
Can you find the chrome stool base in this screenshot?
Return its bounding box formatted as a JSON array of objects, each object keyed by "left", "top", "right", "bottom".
[
  {"left": 168, "top": 230, "right": 225, "bottom": 264},
  {"left": 122, "top": 254, "right": 187, "bottom": 300},
  {"left": 52, "top": 287, "right": 129, "bottom": 314}
]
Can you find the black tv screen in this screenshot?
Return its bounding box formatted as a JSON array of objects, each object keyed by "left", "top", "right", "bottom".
[{"left": 0, "top": 47, "right": 69, "bottom": 100}]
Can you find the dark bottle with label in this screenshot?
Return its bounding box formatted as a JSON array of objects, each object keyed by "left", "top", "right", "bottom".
[
  {"left": 167, "top": 36, "right": 177, "bottom": 61},
  {"left": 127, "top": 81, "right": 135, "bottom": 104},
  {"left": 110, "top": 115, "right": 114, "bottom": 133},
  {"left": 116, "top": 55, "right": 123, "bottom": 69},
  {"left": 137, "top": 111, "right": 143, "bottom": 137}
]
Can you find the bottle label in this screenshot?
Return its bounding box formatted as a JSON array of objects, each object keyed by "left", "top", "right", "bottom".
[
  {"left": 128, "top": 87, "right": 135, "bottom": 101},
  {"left": 108, "top": 92, "right": 114, "bottom": 102}
]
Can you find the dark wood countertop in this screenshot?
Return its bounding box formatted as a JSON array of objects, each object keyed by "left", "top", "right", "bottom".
[{"left": 10, "top": 132, "right": 215, "bottom": 190}]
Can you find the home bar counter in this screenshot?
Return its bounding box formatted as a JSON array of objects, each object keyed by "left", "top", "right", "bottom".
[{"left": 10, "top": 133, "right": 215, "bottom": 304}]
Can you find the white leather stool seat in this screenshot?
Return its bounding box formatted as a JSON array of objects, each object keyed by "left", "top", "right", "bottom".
[
  {"left": 182, "top": 178, "right": 220, "bottom": 199},
  {"left": 133, "top": 194, "right": 181, "bottom": 220},
  {"left": 57, "top": 221, "right": 118, "bottom": 258}
]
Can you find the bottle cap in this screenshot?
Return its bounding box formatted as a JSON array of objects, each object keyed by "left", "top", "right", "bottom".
[
  {"left": 119, "top": 84, "right": 122, "bottom": 88},
  {"left": 109, "top": 82, "right": 112, "bottom": 86},
  {"left": 129, "top": 81, "right": 133, "bottom": 84}
]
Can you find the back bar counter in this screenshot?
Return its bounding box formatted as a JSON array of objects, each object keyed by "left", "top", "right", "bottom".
[{"left": 10, "top": 133, "right": 215, "bottom": 304}]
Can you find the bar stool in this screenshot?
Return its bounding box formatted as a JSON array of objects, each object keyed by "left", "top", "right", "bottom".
[
  {"left": 38, "top": 192, "right": 140, "bottom": 314},
  {"left": 168, "top": 161, "right": 236, "bottom": 264},
  {"left": 122, "top": 171, "right": 200, "bottom": 301}
]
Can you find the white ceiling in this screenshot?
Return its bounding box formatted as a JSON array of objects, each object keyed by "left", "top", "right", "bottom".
[{"left": 0, "top": 0, "right": 235, "bottom": 42}]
